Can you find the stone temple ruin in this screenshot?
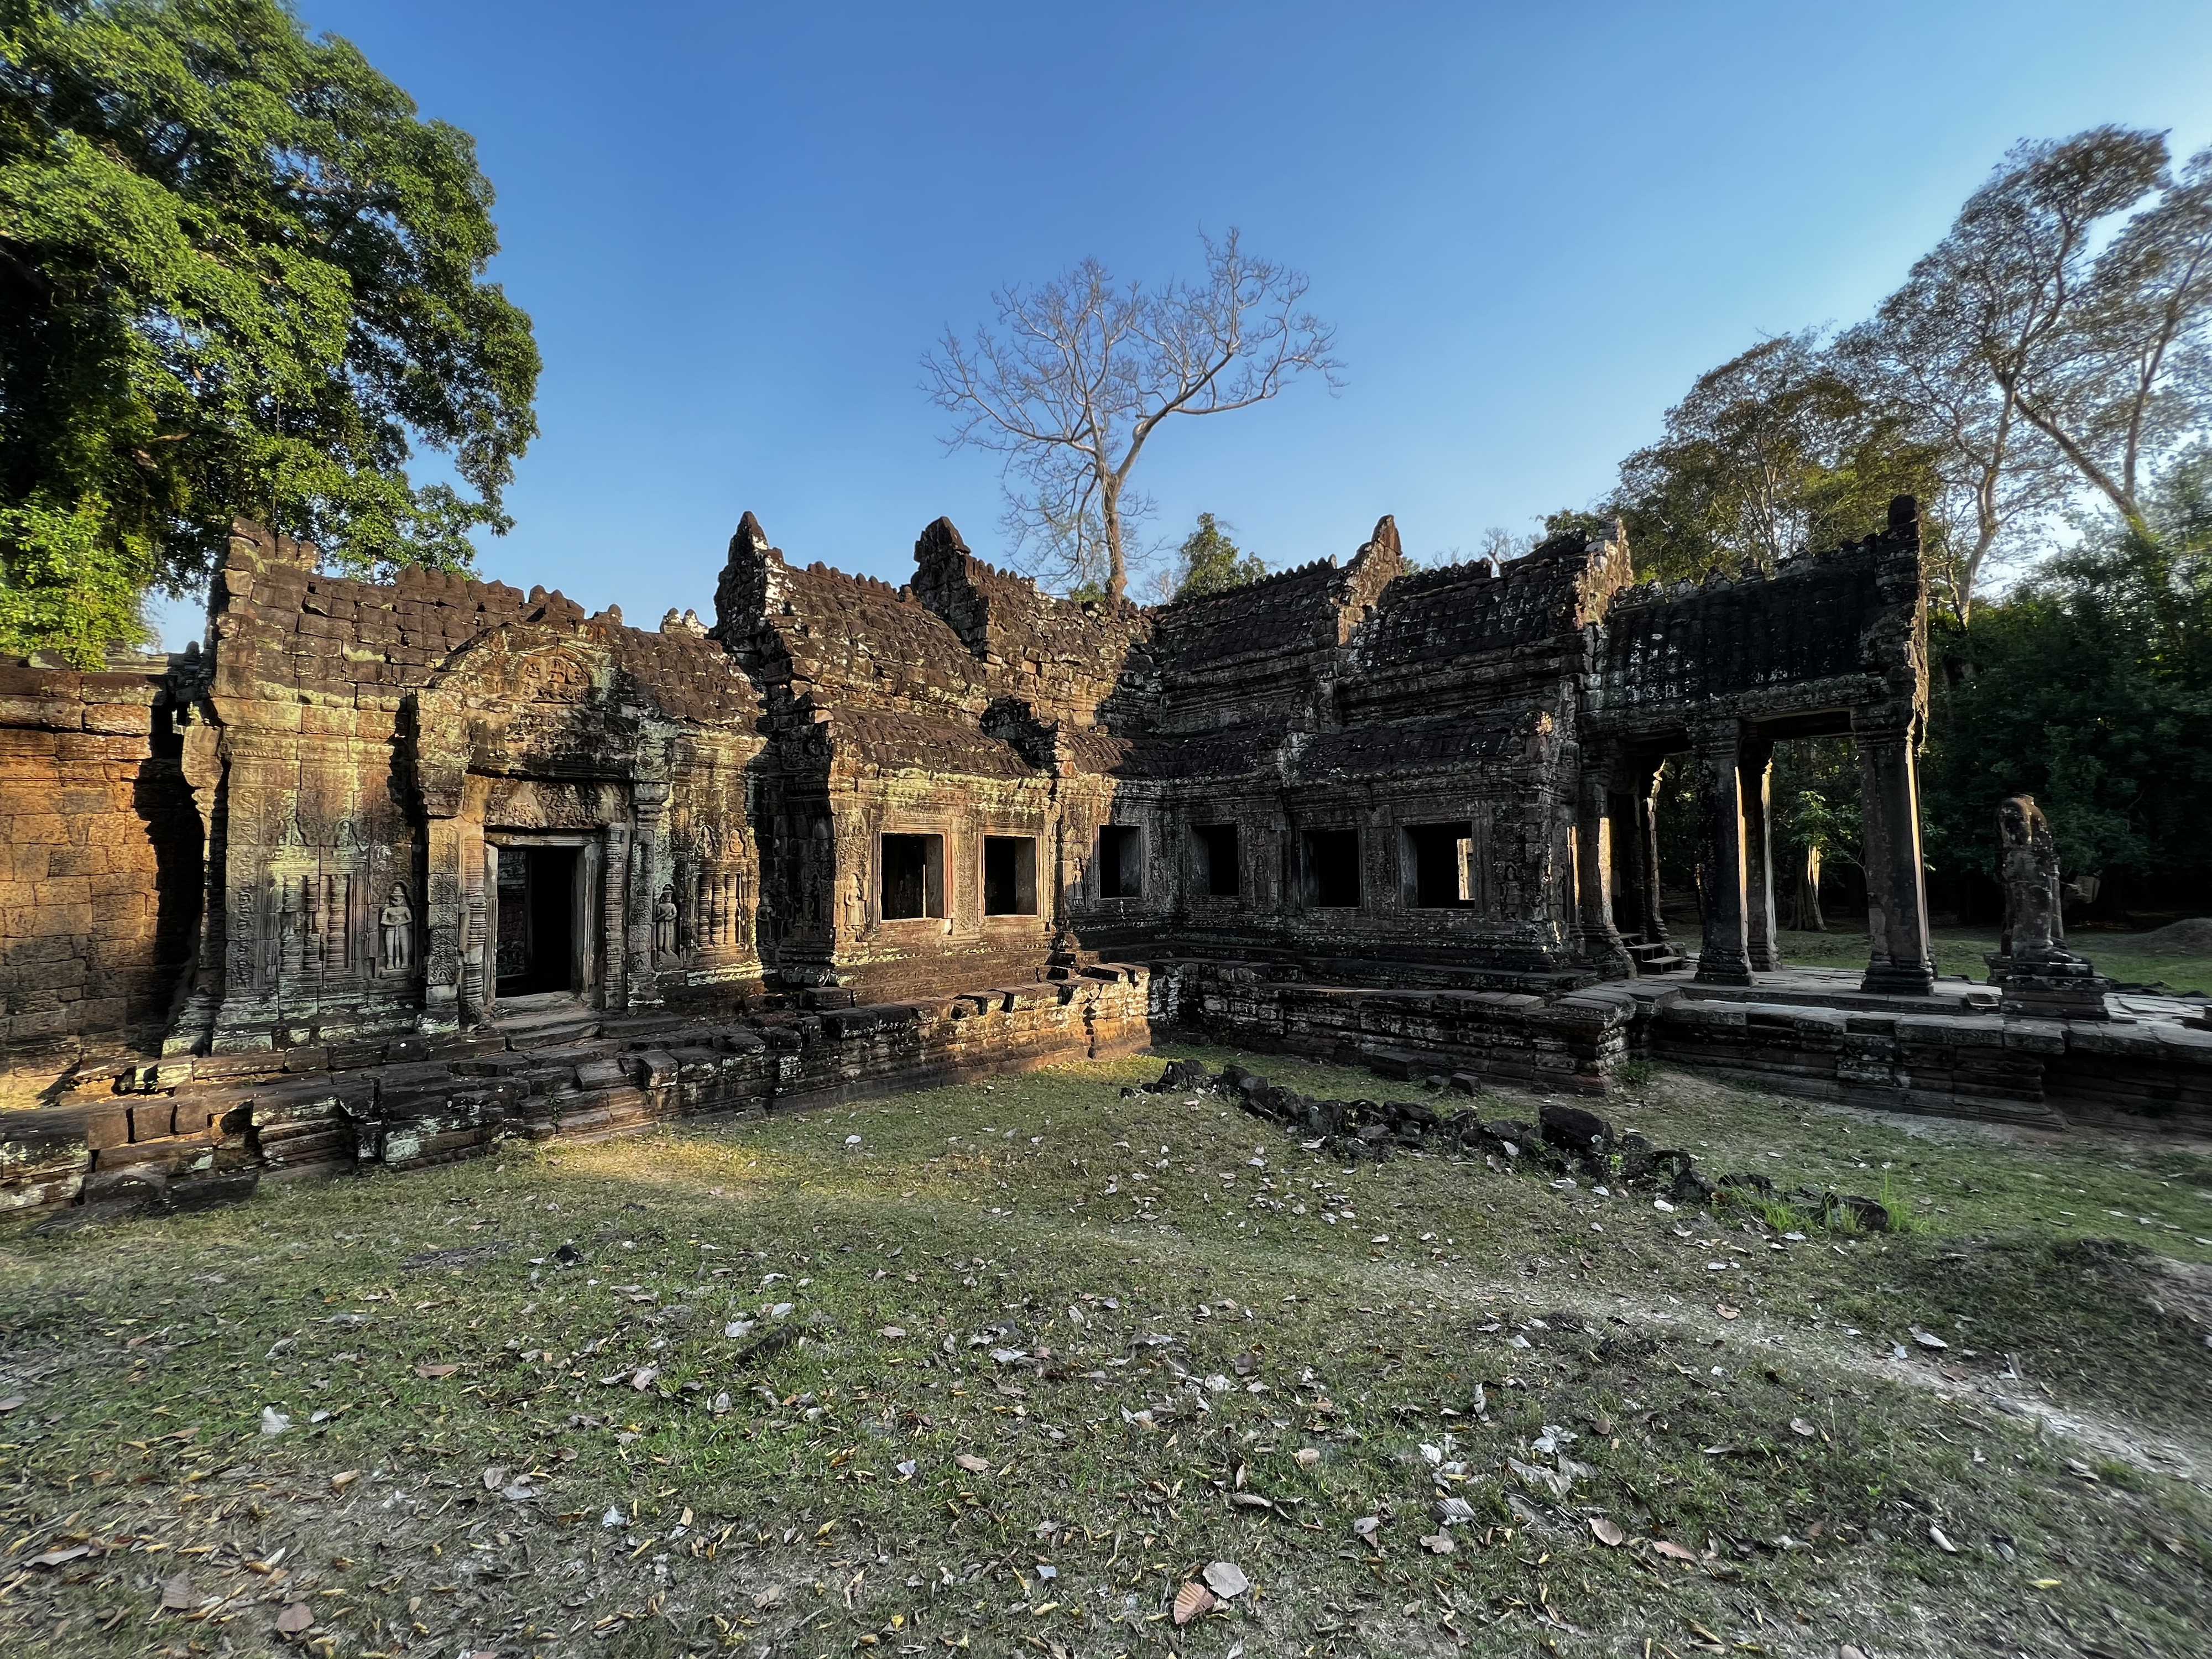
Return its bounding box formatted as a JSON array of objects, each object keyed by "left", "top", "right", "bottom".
[{"left": 3, "top": 497, "right": 2207, "bottom": 1214}]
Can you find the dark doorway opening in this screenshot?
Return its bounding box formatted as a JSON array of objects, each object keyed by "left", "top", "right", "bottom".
[
  {"left": 1304, "top": 828, "right": 1361, "bottom": 909},
  {"left": 983, "top": 835, "right": 1037, "bottom": 915},
  {"left": 1194, "top": 825, "right": 1240, "bottom": 897},
  {"left": 1097, "top": 825, "right": 1143, "bottom": 899},
  {"left": 880, "top": 833, "right": 945, "bottom": 920},
  {"left": 495, "top": 845, "right": 578, "bottom": 996},
  {"left": 1404, "top": 822, "right": 1474, "bottom": 907}
]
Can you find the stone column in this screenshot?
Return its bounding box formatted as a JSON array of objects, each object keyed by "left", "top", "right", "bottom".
[
  {"left": 628, "top": 781, "right": 669, "bottom": 1009},
  {"left": 1739, "top": 734, "right": 1778, "bottom": 972},
  {"left": 455, "top": 825, "right": 491, "bottom": 1027},
  {"left": 600, "top": 822, "right": 629, "bottom": 1012},
  {"left": 1692, "top": 719, "right": 1751, "bottom": 985},
  {"left": 1853, "top": 707, "right": 1936, "bottom": 995},
  {"left": 420, "top": 816, "right": 467, "bottom": 1031},
  {"left": 1575, "top": 761, "right": 1634, "bottom": 978},
  {"left": 1613, "top": 755, "right": 1668, "bottom": 945}
]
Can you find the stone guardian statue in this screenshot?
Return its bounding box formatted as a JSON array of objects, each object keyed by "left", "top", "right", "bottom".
[{"left": 1987, "top": 794, "right": 2109, "bottom": 1020}]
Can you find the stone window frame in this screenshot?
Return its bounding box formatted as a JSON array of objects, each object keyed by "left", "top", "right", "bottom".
[
  {"left": 875, "top": 827, "right": 949, "bottom": 925},
  {"left": 978, "top": 828, "right": 1041, "bottom": 921},
  {"left": 1398, "top": 817, "right": 1480, "bottom": 911},
  {"left": 1188, "top": 822, "right": 1243, "bottom": 904},
  {"left": 1296, "top": 823, "right": 1365, "bottom": 912},
  {"left": 1094, "top": 822, "right": 1145, "bottom": 902}
]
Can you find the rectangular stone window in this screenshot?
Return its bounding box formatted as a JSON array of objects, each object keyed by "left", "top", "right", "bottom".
[
  {"left": 1096, "top": 824, "right": 1144, "bottom": 899},
  {"left": 880, "top": 832, "right": 945, "bottom": 920},
  {"left": 1403, "top": 821, "right": 1476, "bottom": 907},
  {"left": 983, "top": 835, "right": 1037, "bottom": 916},
  {"left": 1303, "top": 828, "right": 1361, "bottom": 909},
  {"left": 1193, "top": 824, "right": 1240, "bottom": 898}
]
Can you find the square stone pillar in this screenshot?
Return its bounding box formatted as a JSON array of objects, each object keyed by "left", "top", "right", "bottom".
[
  {"left": 599, "top": 822, "right": 630, "bottom": 1012},
  {"left": 1613, "top": 755, "right": 1669, "bottom": 946},
  {"left": 420, "top": 816, "right": 467, "bottom": 1032},
  {"left": 1692, "top": 719, "right": 1751, "bottom": 985},
  {"left": 1576, "top": 760, "right": 1634, "bottom": 978},
  {"left": 1853, "top": 708, "right": 1936, "bottom": 995},
  {"left": 1739, "top": 735, "right": 1778, "bottom": 972}
]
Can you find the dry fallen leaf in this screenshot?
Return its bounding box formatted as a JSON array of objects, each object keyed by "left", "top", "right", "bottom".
[
  {"left": 751, "top": 1586, "right": 782, "bottom": 1610},
  {"left": 1418, "top": 1531, "right": 1455, "bottom": 1555},
  {"left": 0, "top": 1396, "right": 24, "bottom": 1412},
  {"left": 1172, "top": 1581, "right": 1217, "bottom": 1625},
  {"left": 879, "top": 1326, "right": 907, "bottom": 1339},
  {"left": 1650, "top": 1539, "right": 1699, "bottom": 1562},
  {"left": 954, "top": 1453, "right": 991, "bottom": 1473},
  {"left": 1715, "top": 1304, "right": 1740, "bottom": 1320},
  {"left": 1590, "top": 1516, "right": 1625, "bottom": 1546},
  {"left": 1789, "top": 1417, "right": 1817, "bottom": 1438},
  {"left": 1294, "top": 1447, "right": 1321, "bottom": 1469},
  {"left": 1929, "top": 1524, "right": 1959, "bottom": 1553},
  {"left": 275, "top": 1601, "right": 313, "bottom": 1636},
  {"left": 160, "top": 1573, "right": 195, "bottom": 1610},
  {"left": 1912, "top": 1329, "right": 1949, "bottom": 1350},
  {"left": 482, "top": 1466, "right": 506, "bottom": 1492},
  {"left": 330, "top": 1470, "right": 360, "bottom": 1491},
  {"left": 1201, "top": 1561, "right": 1248, "bottom": 1599},
  {"left": 28, "top": 1546, "right": 90, "bottom": 1569},
  {"left": 414, "top": 1363, "right": 461, "bottom": 1380}
]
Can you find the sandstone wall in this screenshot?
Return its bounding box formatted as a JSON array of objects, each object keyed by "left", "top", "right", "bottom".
[{"left": 0, "top": 660, "right": 200, "bottom": 1068}]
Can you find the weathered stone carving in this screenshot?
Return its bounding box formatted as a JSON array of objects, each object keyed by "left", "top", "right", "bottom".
[
  {"left": 1987, "top": 793, "right": 2112, "bottom": 1020},
  {"left": 379, "top": 884, "right": 414, "bottom": 973},
  {"left": 655, "top": 886, "right": 680, "bottom": 958},
  {"left": 1998, "top": 794, "right": 2063, "bottom": 960}
]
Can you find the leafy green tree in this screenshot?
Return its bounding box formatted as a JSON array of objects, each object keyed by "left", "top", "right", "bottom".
[
  {"left": 0, "top": 0, "right": 540, "bottom": 664},
  {"left": 1920, "top": 447, "right": 2212, "bottom": 907},
  {"left": 1604, "top": 332, "right": 1950, "bottom": 589},
  {"left": 1165, "top": 511, "right": 1265, "bottom": 601}
]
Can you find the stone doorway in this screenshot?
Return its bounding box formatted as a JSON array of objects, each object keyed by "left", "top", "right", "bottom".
[{"left": 494, "top": 844, "right": 582, "bottom": 997}]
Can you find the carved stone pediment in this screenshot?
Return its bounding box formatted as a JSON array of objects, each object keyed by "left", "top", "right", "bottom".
[{"left": 409, "top": 624, "right": 638, "bottom": 815}]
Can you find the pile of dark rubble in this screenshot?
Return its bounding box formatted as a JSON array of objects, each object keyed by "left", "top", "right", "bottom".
[{"left": 1135, "top": 1058, "right": 1891, "bottom": 1231}]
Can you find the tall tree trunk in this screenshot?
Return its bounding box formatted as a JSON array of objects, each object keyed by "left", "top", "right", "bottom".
[
  {"left": 1100, "top": 473, "right": 1128, "bottom": 600},
  {"left": 1792, "top": 844, "right": 1825, "bottom": 931}
]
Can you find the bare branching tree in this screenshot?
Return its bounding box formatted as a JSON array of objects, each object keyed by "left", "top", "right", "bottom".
[
  {"left": 1844, "top": 127, "right": 2212, "bottom": 618},
  {"left": 923, "top": 231, "right": 1342, "bottom": 601}
]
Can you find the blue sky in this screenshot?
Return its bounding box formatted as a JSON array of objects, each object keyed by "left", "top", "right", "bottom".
[{"left": 155, "top": 1, "right": 2212, "bottom": 642}]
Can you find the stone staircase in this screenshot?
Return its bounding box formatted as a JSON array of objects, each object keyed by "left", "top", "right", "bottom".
[{"left": 1620, "top": 932, "right": 1689, "bottom": 975}]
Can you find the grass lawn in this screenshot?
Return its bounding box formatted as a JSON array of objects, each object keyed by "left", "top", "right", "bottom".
[
  {"left": 1774, "top": 925, "right": 2212, "bottom": 995},
  {"left": 3, "top": 1047, "right": 2208, "bottom": 1658}
]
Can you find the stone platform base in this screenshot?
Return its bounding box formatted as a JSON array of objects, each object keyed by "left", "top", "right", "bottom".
[
  {"left": 0, "top": 966, "right": 1153, "bottom": 1218},
  {"left": 8, "top": 956, "right": 2210, "bottom": 1222},
  {"left": 1149, "top": 958, "right": 2212, "bottom": 1134}
]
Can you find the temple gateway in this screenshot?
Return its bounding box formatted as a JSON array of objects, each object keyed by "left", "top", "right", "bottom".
[{"left": 2, "top": 499, "right": 2205, "bottom": 1214}]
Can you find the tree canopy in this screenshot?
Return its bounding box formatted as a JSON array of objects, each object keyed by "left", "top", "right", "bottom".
[
  {"left": 0, "top": 0, "right": 540, "bottom": 664},
  {"left": 1921, "top": 446, "right": 2212, "bottom": 903},
  {"left": 1163, "top": 511, "right": 1265, "bottom": 602},
  {"left": 1605, "top": 332, "right": 1948, "bottom": 588}
]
